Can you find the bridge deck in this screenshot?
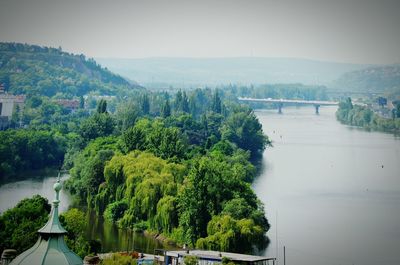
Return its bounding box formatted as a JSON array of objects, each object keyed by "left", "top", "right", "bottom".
[{"left": 238, "top": 97, "right": 339, "bottom": 106}]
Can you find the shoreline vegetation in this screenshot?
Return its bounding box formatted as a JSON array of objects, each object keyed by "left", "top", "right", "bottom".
[{"left": 336, "top": 98, "right": 400, "bottom": 134}]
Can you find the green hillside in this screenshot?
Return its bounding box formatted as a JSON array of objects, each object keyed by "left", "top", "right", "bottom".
[
  {"left": 333, "top": 64, "right": 400, "bottom": 96},
  {"left": 0, "top": 42, "right": 142, "bottom": 97}
]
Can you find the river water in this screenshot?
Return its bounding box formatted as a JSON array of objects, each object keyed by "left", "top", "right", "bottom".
[
  {"left": 0, "top": 171, "right": 72, "bottom": 213},
  {"left": 1, "top": 106, "right": 399, "bottom": 264},
  {"left": 254, "top": 106, "right": 400, "bottom": 265},
  {"left": 0, "top": 171, "right": 173, "bottom": 253}
]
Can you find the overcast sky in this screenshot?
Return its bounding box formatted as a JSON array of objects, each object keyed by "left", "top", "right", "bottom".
[{"left": 0, "top": 0, "right": 399, "bottom": 64}]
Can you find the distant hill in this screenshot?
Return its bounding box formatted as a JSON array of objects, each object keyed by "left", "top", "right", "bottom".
[
  {"left": 96, "top": 57, "right": 369, "bottom": 88},
  {"left": 332, "top": 64, "right": 400, "bottom": 95},
  {"left": 0, "top": 42, "right": 141, "bottom": 97}
]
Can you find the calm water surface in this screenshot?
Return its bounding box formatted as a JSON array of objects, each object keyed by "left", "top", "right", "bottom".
[
  {"left": 0, "top": 171, "right": 174, "bottom": 253},
  {"left": 254, "top": 106, "right": 400, "bottom": 265},
  {"left": 0, "top": 171, "right": 72, "bottom": 213}
]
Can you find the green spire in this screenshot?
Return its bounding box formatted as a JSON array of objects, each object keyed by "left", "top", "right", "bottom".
[{"left": 38, "top": 172, "right": 67, "bottom": 234}]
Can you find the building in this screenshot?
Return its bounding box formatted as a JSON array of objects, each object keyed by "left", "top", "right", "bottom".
[
  {"left": 164, "top": 250, "right": 276, "bottom": 265},
  {"left": 9, "top": 174, "right": 83, "bottom": 265},
  {"left": 54, "top": 99, "right": 80, "bottom": 112},
  {"left": 0, "top": 94, "right": 25, "bottom": 129},
  {"left": 0, "top": 94, "right": 25, "bottom": 118}
]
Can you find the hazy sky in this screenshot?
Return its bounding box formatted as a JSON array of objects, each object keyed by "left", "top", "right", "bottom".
[{"left": 0, "top": 0, "right": 399, "bottom": 64}]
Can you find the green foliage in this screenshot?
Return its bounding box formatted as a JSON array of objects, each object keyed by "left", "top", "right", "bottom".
[
  {"left": 140, "top": 94, "right": 150, "bottom": 115},
  {"left": 60, "top": 208, "right": 93, "bottom": 257},
  {"left": 66, "top": 136, "right": 120, "bottom": 205},
  {"left": 80, "top": 113, "right": 115, "bottom": 142},
  {"left": 97, "top": 99, "right": 108, "bottom": 114},
  {"left": 336, "top": 97, "right": 400, "bottom": 133},
  {"left": 211, "top": 90, "right": 222, "bottom": 114},
  {"left": 65, "top": 87, "right": 270, "bottom": 253},
  {"left": 221, "top": 108, "right": 270, "bottom": 157},
  {"left": 161, "top": 99, "right": 171, "bottom": 118},
  {"left": 196, "top": 215, "right": 265, "bottom": 253},
  {"left": 178, "top": 153, "right": 268, "bottom": 247},
  {"left": 0, "top": 195, "right": 50, "bottom": 253},
  {"left": 183, "top": 255, "right": 198, "bottom": 265},
  {"left": 122, "top": 119, "right": 188, "bottom": 161},
  {"left": 101, "top": 253, "right": 138, "bottom": 265},
  {"left": 174, "top": 90, "right": 190, "bottom": 113},
  {"left": 0, "top": 129, "right": 65, "bottom": 179},
  {"left": 0, "top": 42, "right": 139, "bottom": 97},
  {"left": 100, "top": 151, "right": 185, "bottom": 231},
  {"left": 104, "top": 200, "right": 129, "bottom": 223},
  {"left": 115, "top": 101, "right": 140, "bottom": 132}
]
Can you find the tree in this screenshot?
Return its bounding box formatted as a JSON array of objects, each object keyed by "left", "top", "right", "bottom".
[
  {"left": 115, "top": 101, "right": 140, "bottom": 131},
  {"left": 161, "top": 99, "right": 171, "bottom": 118},
  {"left": 80, "top": 113, "right": 115, "bottom": 141},
  {"left": 97, "top": 99, "right": 107, "bottom": 114},
  {"left": 104, "top": 200, "right": 129, "bottom": 223},
  {"left": 175, "top": 90, "right": 183, "bottom": 112},
  {"left": 60, "top": 208, "right": 94, "bottom": 257},
  {"left": 221, "top": 110, "right": 269, "bottom": 157},
  {"left": 211, "top": 90, "right": 222, "bottom": 114},
  {"left": 377, "top": 97, "right": 387, "bottom": 108},
  {"left": 140, "top": 94, "right": 150, "bottom": 115},
  {"left": 0, "top": 195, "right": 51, "bottom": 253},
  {"left": 79, "top": 96, "right": 85, "bottom": 109},
  {"left": 182, "top": 91, "right": 190, "bottom": 113}
]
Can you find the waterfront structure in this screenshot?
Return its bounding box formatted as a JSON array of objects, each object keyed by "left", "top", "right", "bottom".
[
  {"left": 9, "top": 174, "right": 83, "bottom": 265},
  {"left": 164, "top": 250, "right": 276, "bottom": 265}
]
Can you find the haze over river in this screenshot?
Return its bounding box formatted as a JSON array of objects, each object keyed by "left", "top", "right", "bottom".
[
  {"left": 254, "top": 106, "right": 400, "bottom": 265},
  {"left": 1, "top": 106, "right": 399, "bottom": 264}
]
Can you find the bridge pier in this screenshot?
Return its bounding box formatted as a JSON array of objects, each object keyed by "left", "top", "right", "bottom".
[
  {"left": 314, "top": 104, "right": 320, "bottom": 114},
  {"left": 278, "top": 103, "right": 283, "bottom": 114}
]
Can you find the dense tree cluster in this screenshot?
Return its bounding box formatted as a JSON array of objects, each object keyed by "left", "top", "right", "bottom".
[
  {"left": 0, "top": 129, "right": 66, "bottom": 180},
  {"left": 337, "top": 97, "right": 400, "bottom": 133},
  {"left": 65, "top": 87, "right": 270, "bottom": 253},
  {"left": 0, "top": 195, "right": 51, "bottom": 254}
]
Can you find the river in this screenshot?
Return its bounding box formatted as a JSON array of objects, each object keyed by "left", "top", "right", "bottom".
[
  {"left": 0, "top": 171, "right": 173, "bottom": 253},
  {"left": 254, "top": 106, "right": 400, "bottom": 265},
  {"left": 1, "top": 106, "right": 399, "bottom": 264}
]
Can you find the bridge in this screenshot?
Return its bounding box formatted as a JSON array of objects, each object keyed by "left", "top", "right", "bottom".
[{"left": 238, "top": 97, "right": 339, "bottom": 114}]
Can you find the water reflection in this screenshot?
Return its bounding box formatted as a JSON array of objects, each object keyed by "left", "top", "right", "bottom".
[{"left": 85, "top": 210, "right": 178, "bottom": 253}]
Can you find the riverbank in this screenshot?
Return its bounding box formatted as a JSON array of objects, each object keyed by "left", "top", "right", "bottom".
[{"left": 336, "top": 99, "right": 400, "bottom": 134}]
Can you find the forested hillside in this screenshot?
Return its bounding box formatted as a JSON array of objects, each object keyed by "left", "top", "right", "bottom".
[
  {"left": 333, "top": 64, "right": 400, "bottom": 96},
  {"left": 0, "top": 42, "right": 142, "bottom": 97}
]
